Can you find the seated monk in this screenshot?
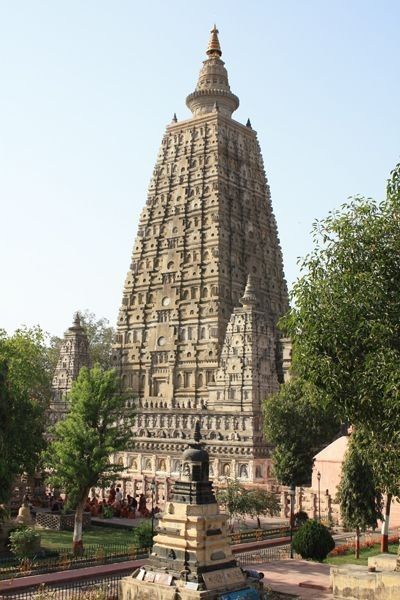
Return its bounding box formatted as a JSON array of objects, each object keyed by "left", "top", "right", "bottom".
[
  {"left": 112, "top": 500, "right": 121, "bottom": 517},
  {"left": 108, "top": 485, "right": 116, "bottom": 504}
]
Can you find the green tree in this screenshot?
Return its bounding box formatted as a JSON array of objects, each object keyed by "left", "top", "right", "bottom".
[
  {"left": 43, "top": 365, "right": 134, "bottom": 553},
  {"left": 216, "top": 479, "right": 248, "bottom": 528},
  {"left": 0, "top": 326, "right": 52, "bottom": 405},
  {"left": 350, "top": 426, "right": 399, "bottom": 552},
  {"left": 282, "top": 164, "right": 400, "bottom": 433},
  {"left": 0, "top": 327, "right": 51, "bottom": 507},
  {"left": 263, "top": 378, "right": 340, "bottom": 486},
  {"left": 216, "top": 479, "right": 280, "bottom": 530},
  {"left": 281, "top": 163, "right": 400, "bottom": 560},
  {"left": 80, "top": 311, "right": 115, "bottom": 370},
  {"left": 337, "top": 433, "right": 383, "bottom": 558},
  {"left": 244, "top": 488, "right": 281, "bottom": 529}
]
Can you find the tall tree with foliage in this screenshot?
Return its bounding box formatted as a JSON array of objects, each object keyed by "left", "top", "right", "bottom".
[
  {"left": 216, "top": 479, "right": 280, "bottom": 530},
  {"left": 0, "top": 327, "right": 51, "bottom": 507},
  {"left": 263, "top": 378, "right": 340, "bottom": 486},
  {"left": 283, "top": 164, "right": 400, "bottom": 432},
  {"left": 337, "top": 433, "right": 383, "bottom": 558},
  {"left": 354, "top": 426, "right": 400, "bottom": 552},
  {"left": 43, "top": 365, "right": 134, "bottom": 552},
  {"left": 281, "top": 164, "right": 400, "bottom": 560},
  {"left": 216, "top": 479, "right": 247, "bottom": 528},
  {"left": 244, "top": 489, "right": 281, "bottom": 529}
]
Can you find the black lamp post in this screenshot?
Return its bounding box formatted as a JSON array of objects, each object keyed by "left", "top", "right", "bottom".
[
  {"left": 289, "top": 484, "right": 295, "bottom": 559},
  {"left": 317, "top": 471, "right": 321, "bottom": 522}
]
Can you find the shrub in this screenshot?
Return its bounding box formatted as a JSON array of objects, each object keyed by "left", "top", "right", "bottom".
[
  {"left": 9, "top": 527, "right": 41, "bottom": 557},
  {"left": 292, "top": 519, "right": 335, "bottom": 561},
  {"left": 0, "top": 505, "right": 10, "bottom": 522},
  {"left": 132, "top": 520, "right": 153, "bottom": 549},
  {"left": 102, "top": 505, "right": 114, "bottom": 519},
  {"left": 294, "top": 511, "right": 309, "bottom": 527}
]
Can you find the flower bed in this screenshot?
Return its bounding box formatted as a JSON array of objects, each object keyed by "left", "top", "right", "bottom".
[{"left": 329, "top": 534, "right": 398, "bottom": 557}]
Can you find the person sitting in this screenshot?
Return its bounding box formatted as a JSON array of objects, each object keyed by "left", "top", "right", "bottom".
[
  {"left": 51, "top": 498, "right": 61, "bottom": 512},
  {"left": 138, "top": 494, "right": 147, "bottom": 516},
  {"left": 120, "top": 500, "right": 130, "bottom": 518},
  {"left": 150, "top": 505, "right": 161, "bottom": 518},
  {"left": 126, "top": 495, "right": 137, "bottom": 519},
  {"left": 108, "top": 484, "right": 116, "bottom": 504},
  {"left": 115, "top": 487, "right": 123, "bottom": 503},
  {"left": 89, "top": 497, "right": 99, "bottom": 516}
]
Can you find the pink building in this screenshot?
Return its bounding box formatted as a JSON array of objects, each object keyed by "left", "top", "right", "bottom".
[{"left": 311, "top": 434, "right": 400, "bottom": 528}]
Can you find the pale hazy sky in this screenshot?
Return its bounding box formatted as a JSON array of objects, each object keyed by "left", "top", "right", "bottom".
[{"left": 1, "top": 0, "right": 399, "bottom": 337}]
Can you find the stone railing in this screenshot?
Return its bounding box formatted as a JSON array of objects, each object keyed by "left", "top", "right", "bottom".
[{"left": 35, "top": 511, "right": 91, "bottom": 531}]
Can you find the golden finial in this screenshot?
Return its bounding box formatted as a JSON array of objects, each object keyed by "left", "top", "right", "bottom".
[{"left": 207, "top": 24, "right": 222, "bottom": 57}]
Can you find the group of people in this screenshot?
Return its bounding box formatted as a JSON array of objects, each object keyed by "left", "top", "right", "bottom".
[{"left": 83, "top": 486, "right": 161, "bottom": 520}]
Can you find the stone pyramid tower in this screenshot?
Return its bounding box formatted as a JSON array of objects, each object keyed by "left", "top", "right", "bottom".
[
  {"left": 113, "top": 26, "right": 288, "bottom": 499},
  {"left": 49, "top": 313, "right": 90, "bottom": 424}
]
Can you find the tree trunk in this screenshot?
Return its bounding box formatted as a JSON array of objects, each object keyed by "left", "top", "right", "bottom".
[
  {"left": 257, "top": 516, "right": 261, "bottom": 529},
  {"left": 397, "top": 537, "right": 400, "bottom": 571},
  {"left": 381, "top": 493, "right": 392, "bottom": 553},
  {"left": 355, "top": 526, "right": 360, "bottom": 559},
  {"left": 73, "top": 499, "right": 86, "bottom": 555}
]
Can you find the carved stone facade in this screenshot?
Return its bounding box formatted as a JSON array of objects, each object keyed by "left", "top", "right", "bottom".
[
  {"left": 113, "top": 27, "right": 288, "bottom": 498},
  {"left": 49, "top": 313, "right": 90, "bottom": 424}
]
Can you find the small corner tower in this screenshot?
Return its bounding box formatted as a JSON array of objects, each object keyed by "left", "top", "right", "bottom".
[{"left": 49, "top": 313, "right": 90, "bottom": 423}]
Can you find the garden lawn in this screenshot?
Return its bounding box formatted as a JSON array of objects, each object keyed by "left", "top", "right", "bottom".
[
  {"left": 38, "top": 526, "right": 135, "bottom": 550},
  {"left": 325, "top": 544, "right": 398, "bottom": 566}
]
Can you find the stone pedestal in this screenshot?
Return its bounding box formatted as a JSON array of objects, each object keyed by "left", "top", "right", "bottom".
[
  {"left": 368, "top": 553, "right": 397, "bottom": 572},
  {"left": 331, "top": 558, "right": 400, "bottom": 599},
  {"left": 120, "top": 570, "right": 261, "bottom": 599},
  {"left": 121, "top": 422, "right": 262, "bottom": 598}
]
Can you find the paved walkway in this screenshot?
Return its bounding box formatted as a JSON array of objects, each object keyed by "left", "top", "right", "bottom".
[
  {"left": 256, "top": 560, "right": 332, "bottom": 599},
  {"left": 92, "top": 515, "right": 148, "bottom": 528}
]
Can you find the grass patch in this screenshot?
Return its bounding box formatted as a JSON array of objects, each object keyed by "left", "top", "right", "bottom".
[
  {"left": 325, "top": 543, "right": 398, "bottom": 566},
  {"left": 37, "top": 526, "right": 136, "bottom": 551}
]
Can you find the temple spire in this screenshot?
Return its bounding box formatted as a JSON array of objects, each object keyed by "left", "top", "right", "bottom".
[
  {"left": 207, "top": 24, "right": 222, "bottom": 57},
  {"left": 186, "top": 25, "right": 239, "bottom": 118}
]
